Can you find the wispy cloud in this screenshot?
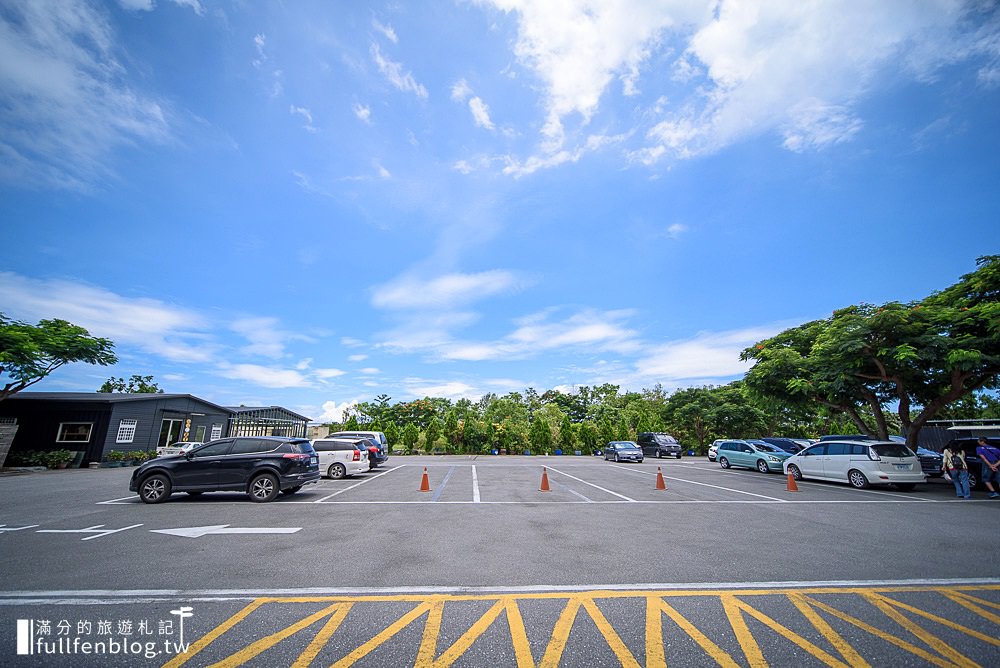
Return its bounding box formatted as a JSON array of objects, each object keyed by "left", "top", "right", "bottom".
[
  {"left": 0, "top": 0, "right": 172, "bottom": 191},
  {"left": 289, "top": 105, "right": 317, "bottom": 133},
  {"left": 353, "top": 102, "right": 371, "bottom": 123},
  {"left": 372, "top": 270, "right": 526, "bottom": 310},
  {"left": 370, "top": 43, "right": 428, "bottom": 99},
  {"left": 372, "top": 19, "right": 398, "bottom": 44}
]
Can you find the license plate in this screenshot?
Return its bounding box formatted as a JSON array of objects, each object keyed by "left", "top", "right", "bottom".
[
  {"left": 311, "top": 456, "right": 318, "bottom": 465},
  {"left": 894, "top": 464, "right": 908, "bottom": 469}
]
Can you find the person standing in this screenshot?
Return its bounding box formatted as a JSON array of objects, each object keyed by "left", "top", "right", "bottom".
[
  {"left": 975, "top": 436, "right": 1000, "bottom": 499},
  {"left": 943, "top": 443, "right": 971, "bottom": 499}
]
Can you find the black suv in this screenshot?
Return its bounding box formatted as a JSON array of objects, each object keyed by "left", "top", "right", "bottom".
[
  {"left": 636, "top": 432, "right": 683, "bottom": 458},
  {"left": 944, "top": 437, "right": 1000, "bottom": 489},
  {"left": 130, "top": 436, "right": 320, "bottom": 503}
]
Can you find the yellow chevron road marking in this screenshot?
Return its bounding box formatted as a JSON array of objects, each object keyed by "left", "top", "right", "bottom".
[{"left": 163, "top": 586, "right": 1000, "bottom": 668}]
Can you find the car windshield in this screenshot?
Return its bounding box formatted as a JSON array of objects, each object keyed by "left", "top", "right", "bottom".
[
  {"left": 753, "top": 443, "right": 781, "bottom": 453},
  {"left": 653, "top": 435, "right": 677, "bottom": 444},
  {"left": 871, "top": 443, "right": 914, "bottom": 458}
]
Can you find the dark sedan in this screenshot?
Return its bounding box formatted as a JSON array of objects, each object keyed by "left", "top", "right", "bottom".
[{"left": 130, "top": 436, "right": 320, "bottom": 503}]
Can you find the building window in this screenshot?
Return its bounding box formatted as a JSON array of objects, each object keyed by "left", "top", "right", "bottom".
[
  {"left": 210, "top": 424, "right": 222, "bottom": 440},
  {"left": 57, "top": 423, "right": 93, "bottom": 443},
  {"left": 116, "top": 419, "right": 138, "bottom": 444},
  {"left": 195, "top": 425, "right": 207, "bottom": 442},
  {"left": 0, "top": 417, "right": 16, "bottom": 425}
]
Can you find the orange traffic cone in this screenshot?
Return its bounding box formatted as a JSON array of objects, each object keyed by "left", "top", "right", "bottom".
[
  {"left": 419, "top": 467, "right": 431, "bottom": 492},
  {"left": 540, "top": 467, "right": 551, "bottom": 492},
  {"left": 655, "top": 467, "right": 667, "bottom": 490},
  {"left": 786, "top": 473, "right": 799, "bottom": 492}
]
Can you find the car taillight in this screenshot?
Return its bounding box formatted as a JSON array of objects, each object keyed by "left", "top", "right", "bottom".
[
  {"left": 352, "top": 449, "right": 360, "bottom": 461},
  {"left": 867, "top": 446, "right": 881, "bottom": 461},
  {"left": 283, "top": 453, "right": 309, "bottom": 461}
]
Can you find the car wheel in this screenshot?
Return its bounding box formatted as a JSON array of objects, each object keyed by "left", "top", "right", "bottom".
[
  {"left": 656, "top": 451, "right": 662, "bottom": 458},
  {"left": 788, "top": 464, "right": 802, "bottom": 481},
  {"left": 139, "top": 474, "right": 171, "bottom": 504},
  {"left": 968, "top": 471, "right": 979, "bottom": 489},
  {"left": 328, "top": 463, "right": 347, "bottom": 479},
  {"left": 638, "top": 458, "right": 644, "bottom": 463},
  {"left": 615, "top": 454, "right": 620, "bottom": 462},
  {"left": 719, "top": 457, "right": 730, "bottom": 469},
  {"left": 848, "top": 469, "right": 870, "bottom": 489},
  {"left": 756, "top": 459, "right": 770, "bottom": 474},
  {"left": 894, "top": 483, "right": 916, "bottom": 492},
  {"left": 248, "top": 473, "right": 279, "bottom": 502},
  {"left": 281, "top": 486, "right": 302, "bottom": 495},
  {"left": 676, "top": 453, "right": 682, "bottom": 459}
]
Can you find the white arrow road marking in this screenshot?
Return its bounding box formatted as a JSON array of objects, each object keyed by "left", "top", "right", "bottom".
[
  {"left": 149, "top": 525, "right": 302, "bottom": 538},
  {"left": 0, "top": 525, "right": 40, "bottom": 533},
  {"left": 36, "top": 524, "right": 143, "bottom": 541}
]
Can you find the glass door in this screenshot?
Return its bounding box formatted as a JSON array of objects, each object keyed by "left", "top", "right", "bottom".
[{"left": 158, "top": 419, "right": 183, "bottom": 447}]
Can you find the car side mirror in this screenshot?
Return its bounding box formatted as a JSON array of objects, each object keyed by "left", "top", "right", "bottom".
[{"left": 185, "top": 451, "right": 194, "bottom": 460}]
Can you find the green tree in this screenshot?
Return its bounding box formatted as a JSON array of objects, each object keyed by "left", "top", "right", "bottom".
[
  {"left": 98, "top": 374, "right": 163, "bottom": 393},
  {"left": 425, "top": 416, "right": 442, "bottom": 451},
  {"left": 557, "top": 414, "right": 577, "bottom": 453},
  {"left": 402, "top": 422, "right": 420, "bottom": 453},
  {"left": 742, "top": 256, "right": 1000, "bottom": 447},
  {"left": 384, "top": 421, "right": 400, "bottom": 449},
  {"left": 529, "top": 416, "right": 553, "bottom": 453},
  {"left": 443, "top": 410, "right": 460, "bottom": 449},
  {"left": 577, "top": 421, "right": 600, "bottom": 454},
  {"left": 463, "top": 418, "right": 487, "bottom": 453},
  {"left": 1, "top": 315, "right": 117, "bottom": 401}
]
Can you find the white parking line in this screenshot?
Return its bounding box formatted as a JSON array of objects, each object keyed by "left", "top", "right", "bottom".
[
  {"left": 97, "top": 495, "right": 140, "bottom": 505},
  {"left": 313, "top": 466, "right": 404, "bottom": 502},
  {"left": 472, "top": 465, "right": 481, "bottom": 503},
  {"left": 610, "top": 463, "right": 788, "bottom": 502},
  {"left": 546, "top": 466, "right": 636, "bottom": 502}
]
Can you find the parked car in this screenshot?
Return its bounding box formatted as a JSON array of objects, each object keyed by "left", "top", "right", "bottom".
[
  {"left": 708, "top": 439, "right": 725, "bottom": 462},
  {"left": 636, "top": 432, "right": 683, "bottom": 458},
  {"left": 328, "top": 431, "right": 389, "bottom": 466},
  {"left": 759, "top": 437, "right": 804, "bottom": 454},
  {"left": 312, "top": 438, "right": 369, "bottom": 479},
  {"left": 130, "top": 436, "right": 320, "bottom": 503},
  {"left": 603, "top": 441, "right": 644, "bottom": 463},
  {"left": 944, "top": 436, "right": 1000, "bottom": 489},
  {"left": 716, "top": 440, "right": 791, "bottom": 473},
  {"left": 915, "top": 447, "right": 944, "bottom": 478},
  {"left": 783, "top": 440, "right": 924, "bottom": 490}
]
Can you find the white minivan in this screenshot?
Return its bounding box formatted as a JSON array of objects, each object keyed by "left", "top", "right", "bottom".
[
  {"left": 783, "top": 440, "right": 925, "bottom": 490},
  {"left": 312, "top": 438, "right": 369, "bottom": 479}
]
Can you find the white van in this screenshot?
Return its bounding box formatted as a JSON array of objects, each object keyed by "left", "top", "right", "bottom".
[
  {"left": 312, "top": 438, "right": 369, "bottom": 479},
  {"left": 783, "top": 440, "right": 925, "bottom": 490}
]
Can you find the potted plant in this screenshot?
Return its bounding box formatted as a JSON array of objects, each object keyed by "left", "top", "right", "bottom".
[
  {"left": 45, "top": 449, "right": 74, "bottom": 469},
  {"left": 105, "top": 450, "right": 126, "bottom": 467},
  {"left": 127, "top": 450, "right": 145, "bottom": 466}
]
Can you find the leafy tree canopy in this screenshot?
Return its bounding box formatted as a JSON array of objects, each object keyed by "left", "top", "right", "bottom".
[
  {"left": 98, "top": 374, "right": 163, "bottom": 394},
  {"left": 1, "top": 314, "right": 116, "bottom": 401}
]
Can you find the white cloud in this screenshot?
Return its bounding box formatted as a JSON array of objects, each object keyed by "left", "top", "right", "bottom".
[
  {"left": 317, "top": 399, "right": 360, "bottom": 422},
  {"left": 230, "top": 317, "right": 313, "bottom": 359},
  {"left": 373, "top": 19, "right": 398, "bottom": 43},
  {"left": 0, "top": 0, "right": 172, "bottom": 191},
  {"left": 374, "top": 161, "right": 391, "bottom": 179},
  {"left": 119, "top": 0, "right": 204, "bottom": 13},
  {"left": 372, "top": 270, "right": 525, "bottom": 310},
  {"left": 469, "top": 97, "right": 495, "bottom": 130},
  {"left": 353, "top": 102, "right": 371, "bottom": 123},
  {"left": 451, "top": 79, "right": 473, "bottom": 101},
  {"left": 665, "top": 223, "right": 687, "bottom": 239},
  {"left": 289, "top": 105, "right": 317, "bottom": 133},
  {"left": 359, "top": 368, "right": 380, "bottom": 375},
  {"left": 217, "top": 363, "right": 312, "bottom": 388},
  {"left": 632, "top": 325, "right": 786, "bottom": 384},
  {"left": 348, "top": 354, "right": 368, "bottom": 362},
  {"left": 314, "top": 368, "right": 347, "bottom": 380},
  {"left": 0, "top": 272, "right": 214, "bottom": 363},
  {"left": 370, "top": 43, "right": 428, "bottom": 99}
]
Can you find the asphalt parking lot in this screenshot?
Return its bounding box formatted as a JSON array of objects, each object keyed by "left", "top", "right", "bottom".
[{"left": 2, "top": 455, "right": 998, "bottom": 666}]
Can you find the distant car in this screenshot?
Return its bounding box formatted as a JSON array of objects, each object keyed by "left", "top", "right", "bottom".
[
  {"left": 328, "top": 431, "right": 389, "bottom": 466},
  {"left": 604, "top": 441, "right": 644, "bottom": 463},
  {"left": 130, "top": 436, "right": 320, "bottom": 503},
  {"left": 636, "top": 432, "right": 682, "bottom": 459},
  {"left": 759, "top": 437, "right": 804, "bottom": 454},
  {"left": 312, "top": 438, "right": 369, "bottom": 479},
  {"left": 717, "top": 440, "right": 791, "bottom": 473},
  {"left": 783, "top": 440, "right": 924, "bottom": 490},
  {"left": 708, "top": 440, "right": 725, "bottom": 462}
]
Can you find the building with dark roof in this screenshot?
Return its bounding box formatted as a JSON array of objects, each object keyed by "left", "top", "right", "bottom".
[{"left": 0, "top": 393, "right": 310, "bottom": 466}]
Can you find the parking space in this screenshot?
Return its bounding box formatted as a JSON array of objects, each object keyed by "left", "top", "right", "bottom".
[{"left": 88, "top": 455, "right": 981, "bottom": 507}]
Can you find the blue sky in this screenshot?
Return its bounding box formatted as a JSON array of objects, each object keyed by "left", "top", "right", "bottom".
[{"left": 2, "top": 0, "right": 999, "bottom": 422}]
